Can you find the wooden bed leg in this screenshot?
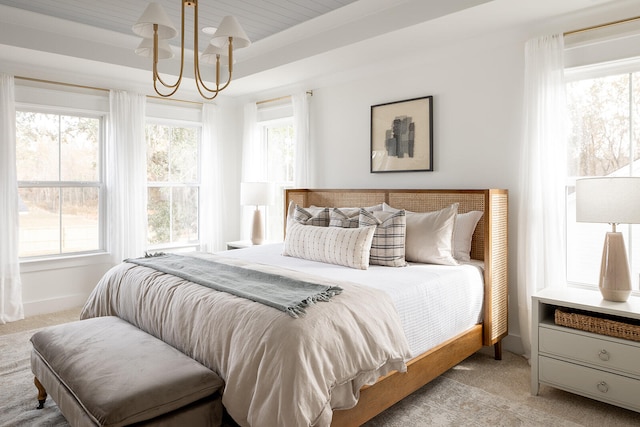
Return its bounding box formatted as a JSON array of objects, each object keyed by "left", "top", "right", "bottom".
[
  {"left": 493, "top": 341, "right": 502, "bottom": 361},
  {"left": 34, "top": 376, "right": 47, "bottom": 409}
]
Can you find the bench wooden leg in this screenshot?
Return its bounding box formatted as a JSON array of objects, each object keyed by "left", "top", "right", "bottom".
[{"left": 34, "top": 376, "right": 47, "bottom": 409}]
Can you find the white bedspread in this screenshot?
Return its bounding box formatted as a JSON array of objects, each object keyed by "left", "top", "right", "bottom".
[
  {"left": 81, "top": 253, "right": 412, "bottom": 427},
  {"left": 224, "top": 243, "right": 485, "bottom": 356}
]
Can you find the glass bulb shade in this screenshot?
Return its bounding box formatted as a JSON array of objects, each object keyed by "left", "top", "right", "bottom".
[
  {"left": 135, "top": 38, "right": 174, "bottom": 59},
  {"left": 211, "top": 16, "right": 251, "bottom": 49},
  {"left": 132, "top": 2, "right": 178, "bottom": 39},
  {"left": 241, "top": 182, "right": 273, "bottom": 206},
  {"left": 576, "top": 177, "right": 640, "bottom": 224}
]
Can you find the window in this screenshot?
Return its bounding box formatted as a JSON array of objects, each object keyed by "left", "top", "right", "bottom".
[
  {"left": 261, "top": 118, "right": 294, "bottom": 240},
  {"left": 16, "top": 110, "right": 104, "bottom": 258},
  {"left": 146, "top": 122, "right": 201, "bottom": 250},
  {"left": 565, "top": 70, "right": 640, "bottom": 289}
]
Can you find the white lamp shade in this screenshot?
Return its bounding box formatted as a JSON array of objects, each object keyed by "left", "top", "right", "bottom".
[
  {"left": 200, "top": 43, "right": 234, "bottom": 65},
  {"left": 135, "top": 38, "right": 174, "bottom": 59},
  {"left": 132, "top": 2, "right": 178, "bottom": 40},
  {"left": 241, "top": 182, "right": 273, "bottom": 206},
  {"left": 211, "top": 16, "right": 251, "bottom": 49},
  {"left": 576, "top": 177, "right": 640, "bottom": 224}
]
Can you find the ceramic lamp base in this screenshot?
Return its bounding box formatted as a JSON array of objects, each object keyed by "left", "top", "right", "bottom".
[
  {"left": 250, "top": 208, "right": 264, "bottom": 245},
  {"left": 599, "top": 231, "right": 631, "bottom": 302}
]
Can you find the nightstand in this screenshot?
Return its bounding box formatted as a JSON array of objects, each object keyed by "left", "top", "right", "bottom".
[
  {"left": 225, "top": 240, "right": 279, "bottom": 250},
  {"left": 226, "top": 240, "right": 254, "bottom": 250},
  {"left": 531, "top": 287, "right": 640, "bottom": 413}
]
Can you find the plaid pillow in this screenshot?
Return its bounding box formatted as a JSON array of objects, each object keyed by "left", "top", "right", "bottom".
[
  {"left": 358, "top": 209, "right": 407, "bottom": 267},
  {"left": 294, "top": 205, "right": 330, "bottom": 226},
  {"left": 329, "top": 208, "right": 360, "bottom": 228}
]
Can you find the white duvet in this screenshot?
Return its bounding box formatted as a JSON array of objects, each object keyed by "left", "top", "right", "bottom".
[
  {"left": 81, "top": 252, "right": 412, "bottom": 427},
  {"left": 224, "top": 243, "right": 485, "bottom": 357}
]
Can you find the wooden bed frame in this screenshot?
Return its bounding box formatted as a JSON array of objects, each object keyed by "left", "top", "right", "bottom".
[{"left": 284, "top": 188, "right": 509, "bottom": 426}]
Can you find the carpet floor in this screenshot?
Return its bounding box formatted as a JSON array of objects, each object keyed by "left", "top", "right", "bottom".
[{"left": 1, "top": 310, "right": 639, "bottom": 426}]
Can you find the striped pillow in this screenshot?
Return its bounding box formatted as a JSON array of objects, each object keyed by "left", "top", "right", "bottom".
[
  {"left": 329, "top": 208, "right": 360, "bottom": 228},
  {"left": 358, "top": 209, "right": 407, "bottom": 267},
  {"left": 283, "top": 222, "right": 376, "bottom": 270}
]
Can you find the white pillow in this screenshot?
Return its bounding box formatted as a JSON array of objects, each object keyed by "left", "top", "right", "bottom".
[
  {"left": 359, "top": 210, "right": 407, "bottom": 267},
  {"left": 453, "top": 211, "right": 483, "bottom": 262},
  {"left": 283, "top": 222, "right": 376, "bottom": 270}
]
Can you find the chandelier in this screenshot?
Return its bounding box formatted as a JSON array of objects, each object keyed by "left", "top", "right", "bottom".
[{"left": 132, "top": 1, "right": 250, "bottom": 99}]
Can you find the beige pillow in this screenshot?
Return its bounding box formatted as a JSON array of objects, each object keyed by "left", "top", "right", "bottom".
[
  {"left": 283, "top": 222, "right": 376, "bottom": 270},
  {"left": 453, "top": 211, "right": 483, "bottom": 262},
  {"left": 358, "top": 210, "right": 407, "bottom": 267},
  {"left": 402, "top": 204, "right": 459, "bottom": 265}
]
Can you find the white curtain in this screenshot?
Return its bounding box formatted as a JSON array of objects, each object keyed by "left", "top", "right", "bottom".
[
  {"left": 241, "top": 102, "right": 264, "bottom": 181},
  {"left": 240, "top": 102, "right": 265, "bottom": 239},
  {"left": 292, "top": 91, "right": 311, "bottom": 188},
  {"left": 107, "top": 90, "right": 147, "bottom": 263},
  {"left": 200, "top": 103, "right": 225, "bottom": 252},
  {"left": 517, "top": 34, "right": 567, "bottom": 359},
  {"left": 0, "top": 74, "right": 23, "bottom": 323}
]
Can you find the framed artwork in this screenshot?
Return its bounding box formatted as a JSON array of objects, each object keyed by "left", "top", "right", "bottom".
[{"left": 370, "top": 95, "right": 433, "bottom": 173}]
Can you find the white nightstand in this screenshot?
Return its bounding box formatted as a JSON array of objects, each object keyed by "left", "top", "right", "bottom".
[
  {"left": 531, "top": 287, "right": 640, "bottom": 413},
  {"left": 225, "top": 240, "right": 279, "bottom": 250}
]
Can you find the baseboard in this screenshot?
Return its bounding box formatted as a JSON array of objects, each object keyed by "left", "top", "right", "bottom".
[
  {"left": 23, "top": 294, "right": 88, "bottom": 317},
  {"left": 501, "top": 333, "right": 524, "bottom": 357}
]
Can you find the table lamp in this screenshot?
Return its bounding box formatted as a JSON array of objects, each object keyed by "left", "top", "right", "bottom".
[
  {"left": 241, "top": 182, "right": 273, "bottom": 245},
  {"left": 576, "top": 177, "right": 640, "bottom": 302}
]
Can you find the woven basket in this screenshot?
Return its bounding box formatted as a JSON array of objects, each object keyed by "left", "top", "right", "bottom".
[{"left": 555, "top": 308, "right": 640, "bottom": 342}]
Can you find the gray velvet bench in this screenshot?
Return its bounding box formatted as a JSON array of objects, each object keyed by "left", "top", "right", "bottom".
[{"left": 30, "top": 316, "right": 224, "bottom": 427}]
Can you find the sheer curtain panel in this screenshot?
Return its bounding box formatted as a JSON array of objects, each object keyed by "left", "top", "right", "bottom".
[
  {"left": 107, "top": 90, "right": 147, "bottom": 263},
  {"left": 200, "top": 103, "right": 225, "bottom": 252},
  {"left": 292, "top": 91, "right": 311, "bottom": 188},
  {"left": 517, "top": 34, "right": 567, "bottom": 359},
  {"left": 0, "top": 74, "right": 23, "bottom": 323}
]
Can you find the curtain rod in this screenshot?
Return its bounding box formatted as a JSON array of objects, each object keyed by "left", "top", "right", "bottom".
[
  {"left": 256, "top": 90, "right": 313, "bottom": 105},
  {"left": 14, "top": 76, "right": 203, "bottom": 106},
  {"left": 564, "top": 15, "right": 640, "bottom": 37}
]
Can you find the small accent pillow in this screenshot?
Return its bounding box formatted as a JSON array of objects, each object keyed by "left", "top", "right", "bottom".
[
  {"left": 283, "top": 222, "right": 376, "bottom": 270},
  {"left": 453, "top": 211, "right": 483, "bottom": 262},
  {"left": 358, "top": 209, "right": 407, "bottom": 267},
  {"left": 293, "top": 205, "right": 330, "bottom": 226},
  {"left": 329, "top": 208, "right": 360, "bottom": 228}
]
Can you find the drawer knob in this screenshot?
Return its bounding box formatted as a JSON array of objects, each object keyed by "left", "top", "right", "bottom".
[
  {"left": 598, "top": 349, "right": 610, "bottom": 361},
  {"left": 597, "top": 381, "right": 609, "bottom": 393}
]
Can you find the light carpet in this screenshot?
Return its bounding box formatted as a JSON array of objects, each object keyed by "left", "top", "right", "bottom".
[{"left": 1, "top": 321, "right": 639, "bottom": 426}]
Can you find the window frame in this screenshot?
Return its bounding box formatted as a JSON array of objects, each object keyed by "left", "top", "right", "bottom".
[
  {"left": 564, "top": 63, "right": 640, "bottom": 293},
  {"left": 16, "top": 105, "right": 107, "bottom": 260},
  {"left": 145, "top": 118, "right": 202, "bottom": 252}
]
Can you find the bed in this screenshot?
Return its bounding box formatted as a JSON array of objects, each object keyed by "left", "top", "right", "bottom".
[{"left": 81, "top": 188, "right": 508, "bottom": 427}]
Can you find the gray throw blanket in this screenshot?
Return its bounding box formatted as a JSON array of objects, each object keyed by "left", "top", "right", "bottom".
[{"left": 125, "top": 253, "right": 343, "bottom": 317}]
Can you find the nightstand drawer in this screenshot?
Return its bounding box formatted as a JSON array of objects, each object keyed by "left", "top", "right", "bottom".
[
  {"left": 539, "top": 326, "right": 640, "bottom": 377},
  {"left": 539, "top": 356, "right": 640, "bottom": 412}
]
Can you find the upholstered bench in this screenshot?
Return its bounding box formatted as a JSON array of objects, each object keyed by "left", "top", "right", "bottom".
[{"left": 30, "top": 316, "right": 224, "bottom": 427}]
